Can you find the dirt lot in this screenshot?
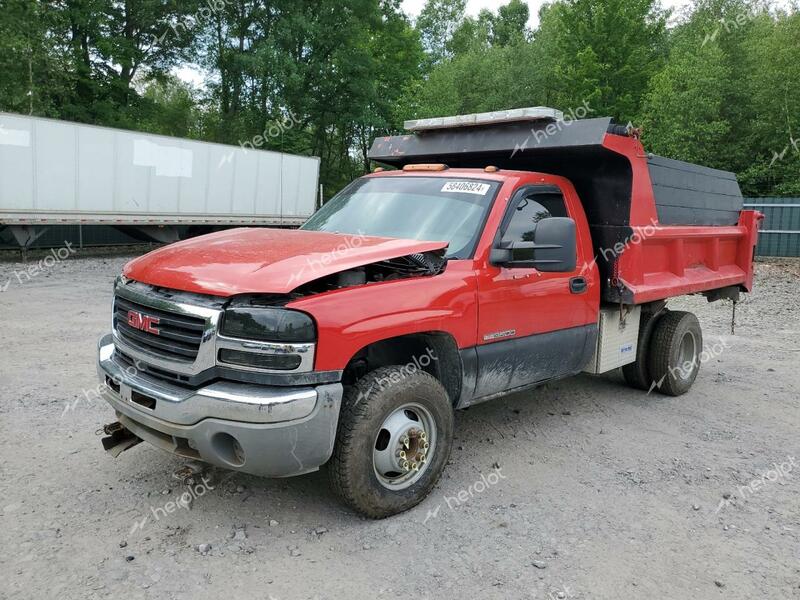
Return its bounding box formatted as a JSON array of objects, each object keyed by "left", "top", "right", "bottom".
[{"left": 1, "top": 252, "right": 798, "bottom": 600}]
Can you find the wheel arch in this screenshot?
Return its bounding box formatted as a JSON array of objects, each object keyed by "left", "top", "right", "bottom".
[{"left": 342, "top": 331, "right": 463, "bottom": 406}]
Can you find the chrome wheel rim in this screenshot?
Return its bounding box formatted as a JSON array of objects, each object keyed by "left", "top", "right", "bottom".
[
  {"left": 677, "top": 330, "right": 698, "bottom": 381},
  {"left": 373, "top": 403, "right": 437, "bottom": 490}
]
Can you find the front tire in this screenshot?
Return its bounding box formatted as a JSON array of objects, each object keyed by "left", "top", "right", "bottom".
[{"left": 329, "top": 366, "right": 454, "bottom": 518}]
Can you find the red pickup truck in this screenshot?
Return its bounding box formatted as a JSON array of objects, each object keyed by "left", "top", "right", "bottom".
[{"left": 98, "top": 108, "right": 761, "bottom": 517}]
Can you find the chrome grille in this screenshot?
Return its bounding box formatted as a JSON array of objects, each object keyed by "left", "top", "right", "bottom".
[
  {"left": 114, "top": 295, "right": 206, "bottom": 362},
  {"left": 110, "top": 281, "right": 315, "bottom": 382}
]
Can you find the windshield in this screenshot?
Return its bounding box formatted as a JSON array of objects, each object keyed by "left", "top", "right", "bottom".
[{"left": 301, "top": 176, "right": 500, "bottom": 259}]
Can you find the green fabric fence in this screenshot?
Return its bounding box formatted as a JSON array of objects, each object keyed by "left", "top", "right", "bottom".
[{"left": 744, "top": 198, "right": 800, "bottom": 257}]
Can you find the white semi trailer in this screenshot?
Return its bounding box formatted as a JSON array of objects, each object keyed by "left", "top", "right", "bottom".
[{"left": 0, "top": 112, "right": 320, "bottom": 246}]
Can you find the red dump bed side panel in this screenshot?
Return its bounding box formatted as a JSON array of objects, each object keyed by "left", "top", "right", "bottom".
[
  {"left": 602, "top": 133, "right": 763, "bottom": 303},
  {"left": 611, "top": 210, "right": 762, "bottom": 303}
]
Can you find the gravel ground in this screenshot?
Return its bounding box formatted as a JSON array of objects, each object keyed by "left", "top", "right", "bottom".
[{"left": 0, "top": 252, "right": 798, "bottom": 600}]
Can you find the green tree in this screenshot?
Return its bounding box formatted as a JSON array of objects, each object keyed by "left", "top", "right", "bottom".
[
  {"left": 638, "top": 36, "right": 732, "bottom": 166},
  {"left": 491, "top": 0, "right": 530, "bottom": 46},
  {"left": 138, "top": 75, "right": 201, "bottom": 138},
  {"left": 447, "top": 0, "right": 529, "bottom": 56},
  {"left": 736, "top": 8, "right": 800, "bottom": 195},
  {"left": 411, "top": 39, "right": 544, "bottom": 117},
  {"left": 639, "top": 0, "right": 800, "bottom": 195},
  {"left": 416, "top": 0, "right": 467, "bottom": 66},
  {"left": 0, "top": 0, "right": 72, "bottom": 116},
  {"left": 2, "top": 0, "right": 797, "bottom": 201},
  {"left": 533, "top": 0, "right": 668, "bottom": 122},
  {"left": 447, "top": 11, "right": 492, "bottom": 56}
]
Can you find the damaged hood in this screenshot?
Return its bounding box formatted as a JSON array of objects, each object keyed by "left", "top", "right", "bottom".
[{"left": 123, "top": 228, "right": 449, "bottom": 297}]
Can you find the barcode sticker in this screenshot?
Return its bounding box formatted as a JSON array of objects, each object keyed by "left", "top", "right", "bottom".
[{"left": 441, "top": 181, "right": 491, "bottom": 195}]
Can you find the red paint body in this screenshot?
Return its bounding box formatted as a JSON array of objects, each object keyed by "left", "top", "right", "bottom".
[
  {"left": 122, "top": 132, "right": 762, "bottom": 374},
  {"left": 124, "top": 228, "right": 448, "bottom": 296},
  {"left": 600, "top": 133, "right": 762, "bottom": 302}
]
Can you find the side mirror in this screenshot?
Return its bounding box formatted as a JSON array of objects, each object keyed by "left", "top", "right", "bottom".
[{"left": 490, "top": 217, "right": 577, "bottom": 272}]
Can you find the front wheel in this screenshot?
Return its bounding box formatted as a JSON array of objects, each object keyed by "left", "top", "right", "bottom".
[{"left": 329, "top": 366, "right": 454, "bottom": 518}]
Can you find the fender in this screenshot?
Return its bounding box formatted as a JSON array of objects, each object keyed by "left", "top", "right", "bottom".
[{"left": 287, "top": 261, "right": 479, "bottom": 372}]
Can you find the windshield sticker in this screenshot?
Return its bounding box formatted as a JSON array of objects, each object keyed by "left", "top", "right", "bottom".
[{"left": 441, "top": 181, "right": 491, "bottom": 195}]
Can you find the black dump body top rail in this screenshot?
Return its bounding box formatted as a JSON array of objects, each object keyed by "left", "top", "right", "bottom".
[{"left": 368, "top": 117, "right": 743, "bottom": 230}]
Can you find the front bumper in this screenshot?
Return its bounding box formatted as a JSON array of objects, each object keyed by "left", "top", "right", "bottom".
[{"left": 96, "top": 334, "right": 343, "bottom": 477}]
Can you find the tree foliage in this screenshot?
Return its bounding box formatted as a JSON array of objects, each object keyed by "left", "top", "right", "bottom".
[
  {"left": 0, "top": 0, "right": 798, "bottom": 197},
  {"left": 638, "top": 0, "right": 800, "bottom": 194}
]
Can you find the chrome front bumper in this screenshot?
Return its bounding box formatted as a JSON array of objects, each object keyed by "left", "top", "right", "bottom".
[{"left": 97, "top": 334, "right": 343, "bottom": 477}]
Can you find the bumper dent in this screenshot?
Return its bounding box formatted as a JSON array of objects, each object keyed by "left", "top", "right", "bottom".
[{"left": 97, "top": 334, "right": 343, "bottom": 477}]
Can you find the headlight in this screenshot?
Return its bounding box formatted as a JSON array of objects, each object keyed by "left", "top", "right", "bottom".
[
  {"left": 217, "top": 348, "right": 303, "bottom": 371},
  {"left": 219, "top": 307, "right": 316, "bottom": 343}
]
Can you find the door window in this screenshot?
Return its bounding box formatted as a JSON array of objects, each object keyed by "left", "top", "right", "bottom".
[{"left": 502, "top": 189, "right": 568, "bottom": 244}]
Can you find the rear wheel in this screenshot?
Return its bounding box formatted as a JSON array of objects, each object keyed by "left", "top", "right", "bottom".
[
  {"left": 622, "top": 305, "right": 665, "bottom": 390},
  {"left": 329, "top": 366, "right": 454, "bottom": 518},
  {"left": 646, "top": 311, "right": 703, "bottom": 396}
]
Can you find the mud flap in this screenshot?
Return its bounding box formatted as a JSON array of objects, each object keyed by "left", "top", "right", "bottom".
[{"left": 100, "top": 421, "right": 142, "bottom": 458}]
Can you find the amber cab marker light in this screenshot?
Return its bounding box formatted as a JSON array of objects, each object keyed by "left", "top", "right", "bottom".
[
  {"left": 402, "top": 163, "right": 448, "bottom": 172},
  {"left": 484, "top": 166, "right": 499, "bottom": 172},
  {"left": 373, "top": 167, "right": 385, "bottom": 173}
]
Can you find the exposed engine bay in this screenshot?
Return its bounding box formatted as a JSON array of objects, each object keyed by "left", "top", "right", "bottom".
[{"left": 290, "top": 249, "right": 448, "bottom": 298}]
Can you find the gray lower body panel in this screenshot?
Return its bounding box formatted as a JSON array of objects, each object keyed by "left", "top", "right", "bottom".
[
  {"left": 459, "top": 324, "right": 597, "bottom": 407},
  {"left": 97, "top": 334, "right": 342, "bottom": 477}
]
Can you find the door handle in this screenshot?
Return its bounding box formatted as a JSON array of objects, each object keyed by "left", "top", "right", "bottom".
[{"left": 569, "top": 277, "right": 587, "bottom": 294}]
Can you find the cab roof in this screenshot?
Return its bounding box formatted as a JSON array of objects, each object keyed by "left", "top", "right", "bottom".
[{"left": 363, "top": 167, "right": 549, "bottom": 183}]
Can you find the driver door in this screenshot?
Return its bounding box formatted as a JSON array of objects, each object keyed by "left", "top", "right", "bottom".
[{"left": 474, "top": 184, "right": 596, "bottom": 399}]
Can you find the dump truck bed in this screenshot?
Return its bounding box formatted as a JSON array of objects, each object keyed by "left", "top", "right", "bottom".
[{"left": 368, "top": 114, "right": 762, "bottom": 304}]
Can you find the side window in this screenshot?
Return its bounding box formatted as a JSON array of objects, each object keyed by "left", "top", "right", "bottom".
[{"left": 502, "top": 189, "right": 568, "bottom": 243}]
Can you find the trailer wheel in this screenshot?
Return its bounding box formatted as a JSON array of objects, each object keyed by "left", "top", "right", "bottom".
[
  {"left": 622, "top": 306, "right": 665, "bottom": 390},
  {"left": 646, "top": 311, "right": 703, "bottom": 396},
  {"left": 329, "top": 366, "right": 454, "bottom": 518}
]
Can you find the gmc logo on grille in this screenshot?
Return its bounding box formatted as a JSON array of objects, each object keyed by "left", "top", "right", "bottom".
[{"left": 127, "top": 310, "right": 160, "bottom": 335}]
